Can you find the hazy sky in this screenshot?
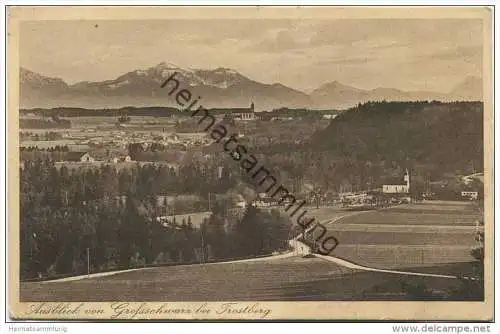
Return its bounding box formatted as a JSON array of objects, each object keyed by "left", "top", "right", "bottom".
[{"left": 20, "top": 19, "right": 483, "bottom": 92}]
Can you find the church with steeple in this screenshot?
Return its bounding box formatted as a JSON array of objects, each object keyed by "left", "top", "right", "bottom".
[
  {"left": 233, "top": 101, "right": 257, "bottom": 121},
  {"left": 382, "top": 169, "right": 410, "bottom": 194}
]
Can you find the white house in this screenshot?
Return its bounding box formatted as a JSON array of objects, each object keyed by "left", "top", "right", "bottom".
[
  {"left": 383, "top": 169, "right": 410, "bottom": 194},
  {"left": 66, "top": 152, "right": 95, "bottom": 163}
]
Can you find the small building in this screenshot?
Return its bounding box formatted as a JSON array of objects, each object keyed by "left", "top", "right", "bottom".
[
  {"left": 108, "top": 155, "right": 130, "bottom": 163},
  {"left": 252, "top": 192, "right": 278, "bottom": 207},
  {"left": 461, "top": 191, "right": 479, "bottom": 200},
  {"left": 383, "top": 169, "right": 410, "bottom": 194},
  {"left": 235, "top": 201, "right": 247, "bottom": 208},
  {"left": 66, "top": 151, "right": 95, "bottom": 163}
]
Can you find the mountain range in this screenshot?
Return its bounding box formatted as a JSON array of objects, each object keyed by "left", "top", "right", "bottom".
[{"left": 19, "top": 62, "right": 483, "bottom": 110}]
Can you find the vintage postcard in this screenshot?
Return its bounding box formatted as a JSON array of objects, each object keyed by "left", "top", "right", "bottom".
[{"left": 6, "top": 6, "right": 494, "bottom": 320}]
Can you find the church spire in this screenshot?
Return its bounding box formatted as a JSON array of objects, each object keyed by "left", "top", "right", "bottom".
[{"left": 404, "top": 168, "right": 410, "bottom": 188}]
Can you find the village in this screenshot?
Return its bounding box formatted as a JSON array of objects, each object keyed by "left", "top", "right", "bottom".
[{"left": 19, "top": 101, "right": 483, "bottom": 216}]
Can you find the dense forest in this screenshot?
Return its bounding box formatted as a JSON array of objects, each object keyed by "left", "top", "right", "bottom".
[
  {"left": 311, "top": 101, "right": 483, "bottom": 175},
  {"left": 19, "top": 117, "right": 71, "bottom": 129},
  {"left": 20, "top": 160, "right": 292, "bottom": 280}
]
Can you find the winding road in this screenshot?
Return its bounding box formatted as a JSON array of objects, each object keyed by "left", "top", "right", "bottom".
[{"left": 42, "top": 204, "right": 477, "bottom": 284}]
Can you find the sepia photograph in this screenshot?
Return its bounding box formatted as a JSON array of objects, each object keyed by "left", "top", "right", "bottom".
[{"left": 6, "top": 5, "right": 494, "bottom": 321}]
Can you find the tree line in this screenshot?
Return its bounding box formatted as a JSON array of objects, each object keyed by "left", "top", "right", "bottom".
[{"left": 20, "top": 117, "right": 71, "bottom": 129}]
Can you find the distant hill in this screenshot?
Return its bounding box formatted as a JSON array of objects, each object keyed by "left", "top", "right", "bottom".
[
  {"left": 20, "top": 68, "right": 70, "bottom": 108},
  {"left": 310, "top": 79, "right": 482, "bottom": 109},
  {"left": 20, "top": 64, "right": 483, "bottom": 109},
  {"left": 311, "top": 101, "right": 483, "bottom": 174}
]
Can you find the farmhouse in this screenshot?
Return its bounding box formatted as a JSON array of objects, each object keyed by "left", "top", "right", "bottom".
[
  {"left": 66, "top": 151, "right": 95, "bottom": 163},
  {"left": 382, "top": 169, "right": 410, "bottom": 194}
]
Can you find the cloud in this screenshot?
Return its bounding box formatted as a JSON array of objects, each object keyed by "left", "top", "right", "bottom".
[
  {"left": 168, "top": 20, "right": 300, "bottom": 47},
  {"left": 407, "top": 45, "right": 482, "bottom": 65},
  {"left": 368, "top": 41, "right": 410, "bottom": 50},
  {"left": 308, "top": 19, "right": 482, "bottom": 49},
  {"left": 309, "top": 20, "right": 374, "bottom": 46},
  {"left": 316, "top": 56, "right": 375, "bottom": 66},
  {"left": 244, "top": 29, "right": 310, "bottom": 53},
  {"left": 431, "top": 46, "right": 482, "bottom": 61}
]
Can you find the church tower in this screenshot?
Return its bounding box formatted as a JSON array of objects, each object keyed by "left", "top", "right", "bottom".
[
  {"left": 250, "top": 102, "right": 255, "bottom": 113},
  {"left": 404, "top": 168, "right": 410, "bottom": 189}
]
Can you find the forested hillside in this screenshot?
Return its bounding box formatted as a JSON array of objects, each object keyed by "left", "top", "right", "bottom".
[{"left": 311, "top": 101, "right": 483, "bottom": 177}]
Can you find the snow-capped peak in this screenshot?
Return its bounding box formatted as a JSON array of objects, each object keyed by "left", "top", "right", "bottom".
[
  {"left": 99, "top": 62, "right": 248, "bottom": 90},
  {"left": 155, "top": 62, "right": 180, "bottom": 69},
  {"left": 213, "top": 67, "right": 239, "bottom": 75}
]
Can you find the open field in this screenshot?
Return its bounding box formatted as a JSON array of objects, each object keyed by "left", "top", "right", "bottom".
[
  {"left": 337, "top": 207, "right": 478, "bottom": 226},
  {"left": 329, "top": 230, "right": 474, "bottom": 245},
  {"left": 332, "top": 244, "right": 476, "bottom": 269},
  {"left": 304, "top": 206, "right": 350, "bottom": 222},
  {"left": 246, "top": 201, "right": 480, "bottom": 269},
  {"left": 21, "top": 257, "right": 351, "bottom": 301},
  {"left": 20, "top": 256, "right": 479, "bottom": 302},
  {"left": 19, "top": 201, "right": 483, "bottom": 302},
  {"left": 323, "top": 201, "right": 481, "bottom": 269}
]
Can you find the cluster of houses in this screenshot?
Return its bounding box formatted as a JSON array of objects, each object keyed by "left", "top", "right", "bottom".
[
  {"left": 459, "top": 173, "right": 483, "bottom": 200},
  {"left": 299, "top": 168, "right": 481, "bottom": 209},
  {"left": 64, "top": 151, "right": 132, "bottom": 164},
  {"left": 460, "top": 191, "right": 479, "bottom": 200},
  {"left": 221, "top": 102, "right": 339, "bottom": 122},
  {"left": 243, "top": 170, "right": 414, "bottom": 210},
  {"left": 63, "top": 128, "right": 210, "bottom": 150}
]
